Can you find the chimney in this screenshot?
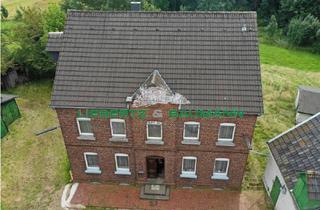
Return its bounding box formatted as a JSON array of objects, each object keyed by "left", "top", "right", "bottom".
[{"left": 131, "top": 2, "right": 141, "bottom": 11}]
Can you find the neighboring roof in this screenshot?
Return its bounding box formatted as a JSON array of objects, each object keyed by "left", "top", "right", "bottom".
[
  {"left": 307, "top": 171, "right": 320, "bottom": 200},
  {"left": 49, "top": 11, "right": 263, "bottom": 114},
  {"left": 268, "top": 112, "right": 320, "bottom": 189},
  {"left": 46, "top": 32, "right": 64, "bottom": 52},
  {"left": 296, "top": 86, "right": 320, "bottom": 115},
  {"left": 1, "top": 94, "right": 17, "bottom": 104}
]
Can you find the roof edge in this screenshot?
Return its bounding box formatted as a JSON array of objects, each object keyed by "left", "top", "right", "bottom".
[{"left": 267, "top": 112, "right": 320, "bottom": 145}]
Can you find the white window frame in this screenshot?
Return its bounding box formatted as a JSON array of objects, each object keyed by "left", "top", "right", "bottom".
[
  {"left": 84, "top": 152, "right": 101, "bottom": 174},
  {"left": 218, "top": 123, "right": 236, "bottom": 142},
  {"left": 114, "top": 153, "right": 131, "bottom": 175},
  {"left": 212, "top": 158, "right": 230, "bottom": 180},
  {"left": 76, "top": 117, "right": 93, "bottom": 136},
  {"left": 180, "top": 156, "right": 197, "bottom": 179},
  {"left": 110, "top": 119, "right": 126, "bottom": 137},
  {"left": 183, "top": 121, "right": 200, "bottom": 140},
  {"left": 146, "top": 121, "right": 162, "bottom": 140}
]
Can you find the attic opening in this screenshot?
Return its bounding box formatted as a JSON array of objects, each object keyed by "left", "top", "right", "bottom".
[{"left": 130, "top": 70, "right": 190, "bottom": 107}]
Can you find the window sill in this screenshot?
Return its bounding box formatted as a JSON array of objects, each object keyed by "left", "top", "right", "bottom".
[
  {"left": 180, "top": 173, "right": 197, "bottom": 179},
  {"left": 216, "top": 141, "right": 235, "bottom": 147},
  {"left": 77, "top": 135, "right": 96, "bottom": 140},
  {"left": 85, "top": 168, "right": 101, "bottom": 174},
  {"left": 211, "top": 174, "right": 229, "bottom": 180},
  {"left": 145, "top": 140, "right": 164, "bottom": 145},
  {"left": 109, "top": 137, "right": 128, "bottom": 143},
  {"left": 181, "top": 139, "right": 200, "bottom": 145},
  {"left": 115, "top": 170, "right": 131, "bottom": 175}
]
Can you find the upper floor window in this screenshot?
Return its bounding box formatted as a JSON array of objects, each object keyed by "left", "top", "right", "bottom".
[
  {"left": 180, "top": 156, "right": 197, "bottom": 179},
  {"left": 77, "top": 118, "right": 93, "bottom": 136},
  {"left": 182, "top": 122, "right": 200, "bottom": 145},
  {"left": 84, "top": 152, "right": 101, "bottom": 174},
  {"left": 115, "top": 153, "right": 131, "bottom": 175},
  {"left": 147, "top": 121, "right": 162, "bottom": 140},
  {"left": 212, "top": 158, "right": 229, "bottom": 180},
  {"left": 218, "top": 123, "right": 236, "bottom": 142},
  {"left": 110, "top": 119, "right": 126, "bottom": 137}
]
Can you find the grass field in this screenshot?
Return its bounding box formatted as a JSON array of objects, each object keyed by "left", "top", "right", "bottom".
[
  {"left": 1, "top": 81, "right": 69, "bottom": 210},
  {"left": 259, "top": 43, "right": 320, "bottom": 72},
  {"left": 243, "top": 64, "right": 320, "bottom": 189},
  {"left": 2, "top": 0, "right": 60, "bottom": 18}
]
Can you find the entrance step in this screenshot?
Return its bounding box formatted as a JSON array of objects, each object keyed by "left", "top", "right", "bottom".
[{"left": 140, "top": 184, "right": 170, "bottom": 200}]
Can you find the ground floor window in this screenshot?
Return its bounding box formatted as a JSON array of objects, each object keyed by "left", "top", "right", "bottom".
[
  {"left": 84, "top": 152, "right": 101, "bottom": 174},
  {"left": 212, "top": 158, "right": 229, "bottom": 180},
  {"left": 180, "top": 156, "right": 197, "bottom": 178},
  {"left": 115, "top": 153, "right": 131, "bottom": 175}
]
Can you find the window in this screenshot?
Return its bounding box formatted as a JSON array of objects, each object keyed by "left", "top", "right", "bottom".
[
  {"left": 84, "top": 152, "right": 101, "bottom": 174},
  {"left": 77, "top": 118, "right": 93, "bottom": 136},
  {"left": 110, "top": 119, "right": 126, "bottom": 137},
  {"left": 115, "top": 153, "right": 131, "bottom": 175},
  {"left": 147, "top": 121, "right": 162, "bottom": 140},
  {"left": 184, "top": 122, "right": 200, "bottom": 139},
  {"left": 218, "top": 123, "right": 236, "bottom": 142},
  {"left": 212, "top": 158, "right": 229, "bottom": 180},
  {"left": 180, "top": 156, "right": 197, "bottom": 178}
]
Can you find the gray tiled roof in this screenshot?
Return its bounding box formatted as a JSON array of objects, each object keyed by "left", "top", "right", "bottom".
[
  {"left": 49, "top": 11, "right": 263, "bottom": 114},
  {"left": 46, "top": 32, "right": 64, "bottom": 52},
  {"left": 1, "top": 94, "right": 17, "bottom": 104},
  {"left": 296, "top": 86, "right": 320, "bottom": 115},
  {"left": 268, "top": 113, "right": 320, "bottom": 189}
]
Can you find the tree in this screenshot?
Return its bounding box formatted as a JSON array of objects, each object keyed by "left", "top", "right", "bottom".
[
  {"left": 1, "top": 5, "right": 8, "bottom": 19},
  {"left": 265, "top": 15, "right": 280, "bottom": 42},
  {"left": 143, "top": 0, "right": 161, "bottom": 11},
  {"left": 287, "top": 14, "right": 320, "bottom": 46},
  {"left": 197, "top": 0, "right": 235, "bottom": 11},
  {"left": 61, "top": 0, "right": 130, "bottom": 11},
  {"left": 44, "top": 4, "right": 66, "bottom": 32}
]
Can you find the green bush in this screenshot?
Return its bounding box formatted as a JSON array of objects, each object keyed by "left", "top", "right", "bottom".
[
  {"left": 1, "top": 5, "right": 8, "bottom": 19},
  {"left": 287, "top": 14, "right": 320, "bottom": 46},
  {"left": 265, "top": 15, "right": 280, "bottom": 43}
]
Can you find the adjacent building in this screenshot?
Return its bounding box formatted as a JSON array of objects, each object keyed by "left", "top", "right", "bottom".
[
  {"left": 295, "top": 86, "right": 320, "bottom": 124},
  {"left": 47, "top": 11, "right": 263, "bottom": 191},
  {"left": 263, "top": 112, "right": 320, "bottom": 210}
]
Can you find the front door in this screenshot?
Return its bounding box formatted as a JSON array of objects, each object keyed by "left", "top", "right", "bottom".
[{"left": 147, "top": 156, "right": 164, "bottom": 178}]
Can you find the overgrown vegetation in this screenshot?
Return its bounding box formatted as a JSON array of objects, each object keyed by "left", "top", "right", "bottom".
[
  {"left": 1, "top": 80, "right": 70, "bottom": 210},
  {"left": 243, "top": 64, "right": 320, "bottom": 190},
  {"left": 1, "top": 5, "right": 65, "bottom": 78}
]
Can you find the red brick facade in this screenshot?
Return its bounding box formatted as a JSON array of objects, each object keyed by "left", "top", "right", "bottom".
[{"left": 57, "top": 104, "right": 257, "bottom": 190}]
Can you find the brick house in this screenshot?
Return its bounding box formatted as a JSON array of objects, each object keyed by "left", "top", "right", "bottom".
[{"left": 47, "top": 10, "right": 263, "bottom": 191}]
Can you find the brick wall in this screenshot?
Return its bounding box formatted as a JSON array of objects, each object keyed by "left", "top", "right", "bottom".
[{"left": 56, "top": 104, "right": 257, "bottom": 189}]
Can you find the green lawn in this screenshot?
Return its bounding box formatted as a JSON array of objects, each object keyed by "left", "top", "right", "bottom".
[
  {"left": 259, "top": 43, "right": 320, "bottom": 72},
  {"left": 1, "top": 80, "right": 69, "bottom": 210},
  {"left": 2, "top": 0, "right": 60, "bottom": 18}
]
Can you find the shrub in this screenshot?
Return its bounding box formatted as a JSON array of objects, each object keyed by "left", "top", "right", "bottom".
[
  {"left": 265, "top": 15, "right": 280, "bottom": 43},
  {"left": 287, "top": 14, "right": 320, "bottom": 46},
  {"left": 1, "top": 5, "right": 8, "bottom": 19}
]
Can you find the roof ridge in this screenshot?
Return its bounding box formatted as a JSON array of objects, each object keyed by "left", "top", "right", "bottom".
[{"left": 67, "top": 9, "right": 256, "bottom": 17}]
